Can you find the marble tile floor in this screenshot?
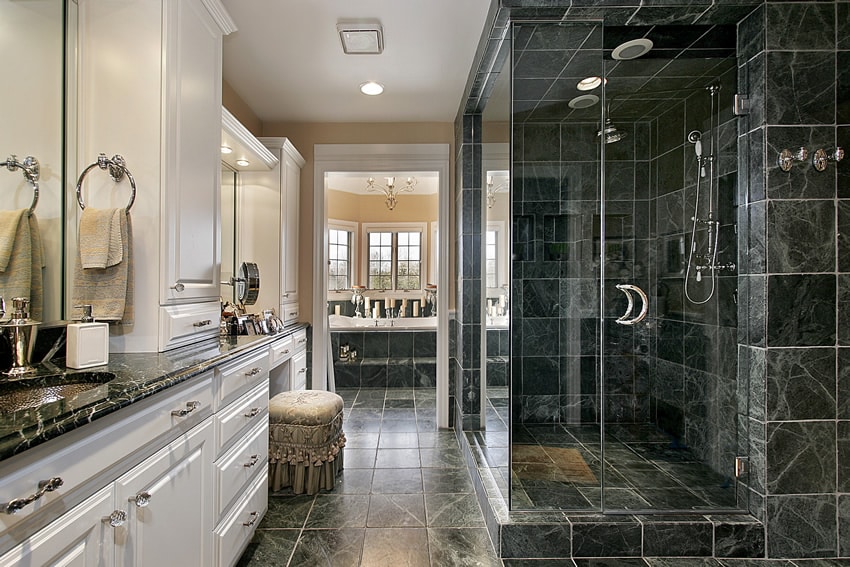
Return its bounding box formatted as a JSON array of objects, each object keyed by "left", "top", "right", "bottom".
[
  {"left": 236, "top": 387, "right": 503, "bottom": 567},
  {"left": 483, "top": 389, "right": 738, "bottom": 511}
]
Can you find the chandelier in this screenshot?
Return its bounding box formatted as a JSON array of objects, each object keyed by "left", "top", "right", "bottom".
[
  {"left": 486, "top": 175, "right": 508, "bottom": 208},
  {"left": 366, "top": 176, "right": 417, "bottom": 210}
]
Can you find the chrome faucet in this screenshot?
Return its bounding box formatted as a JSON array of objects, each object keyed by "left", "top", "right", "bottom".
[{"left": 1, "top": 297, "right": 40, "bottom": 376}]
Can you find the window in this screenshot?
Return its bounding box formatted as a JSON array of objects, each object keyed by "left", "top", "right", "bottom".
[
  {"left": 363, "top": 223, "right": 426, "bottom": 291},
  {"left": 328, "top": 220, "right": 358, "bottom": 291},
  {"left": 486, "top": 229, "right": 498, "bottom": 288}
]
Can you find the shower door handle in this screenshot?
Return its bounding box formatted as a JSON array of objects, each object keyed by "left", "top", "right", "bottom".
[{"left": 615, "top": 284, "right": 649, "bottom": 325}]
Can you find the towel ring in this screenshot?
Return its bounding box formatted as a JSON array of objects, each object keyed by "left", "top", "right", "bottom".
[
  {"left": 76, "top": 153, "right": 136, "bottom": 213},
  {"left": 1, "top": 155, "right": 40, "bottom": 217}
]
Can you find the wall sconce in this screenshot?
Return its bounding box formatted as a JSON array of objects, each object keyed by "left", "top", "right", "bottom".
[
  {"left": 365, "top": 176, "right": 417, "bottom": 210},
  {"left": 812, "top": 147, "right": 844, "bottom": 172},
  {"left": 486, "top": 175, "right": 508, "bottom": 208}
]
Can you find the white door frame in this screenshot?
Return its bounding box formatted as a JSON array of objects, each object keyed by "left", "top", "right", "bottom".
[{"left": 312, "top": 144, "right": 451, "bottom": 429}]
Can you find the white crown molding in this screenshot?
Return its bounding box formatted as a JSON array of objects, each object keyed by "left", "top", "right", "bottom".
[
  {"left": 201, "top": 0, "right": 238, "bottom": 35},
  {"left": 222, "top": 107, "right": 278, "bottom": 169}
]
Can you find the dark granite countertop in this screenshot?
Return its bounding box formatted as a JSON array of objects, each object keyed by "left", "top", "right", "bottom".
[{"left": 0, "top": 324, "right": 308, "bottom": 462}]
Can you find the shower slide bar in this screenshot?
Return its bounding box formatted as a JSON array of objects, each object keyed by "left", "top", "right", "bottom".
[{"left": 615, "top": 283, "right": 648, "bottom": 326}]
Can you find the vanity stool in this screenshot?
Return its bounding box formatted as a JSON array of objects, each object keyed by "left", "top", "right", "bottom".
[{"left": 268, "top": 390, "right": 346, "bottom": 495}]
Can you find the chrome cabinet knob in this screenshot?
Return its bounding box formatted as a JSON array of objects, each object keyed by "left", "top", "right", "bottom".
[
  {"left": 171, "top": 400, "right": 201, "bottom": 417},
  {"left": 105, "top": 510, "right": 127, "bottom": 527},
  {"left": 170, "top": 283, "right": 185, "bottom": 292},
  {"left": 134, "top": 491, "right": 152, "bottom": 508}
]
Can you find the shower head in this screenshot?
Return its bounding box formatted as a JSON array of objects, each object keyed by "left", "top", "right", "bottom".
[{"left": 597, "top": 119, "right": 628, "bottom": 144}]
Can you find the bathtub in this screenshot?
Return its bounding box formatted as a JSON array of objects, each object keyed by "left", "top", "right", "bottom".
[{"left": 328, "top": 314, "right": 437, "bottom": 329}]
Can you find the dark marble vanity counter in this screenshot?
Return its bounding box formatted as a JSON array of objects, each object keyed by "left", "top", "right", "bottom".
[{"left": 0, "top": 324, "right": 308, "bottom": 461}]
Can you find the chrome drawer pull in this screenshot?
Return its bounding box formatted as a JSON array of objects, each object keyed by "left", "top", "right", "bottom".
[
  {"left": 244, "top": 407, "right": 261, "bottom": 418},
  {"left": 243, "top": 454, "right": 260, "bottom": 468},
  {"left": 3, "top": 477, "right": 64, "bottom": 514},
  {"left": 104, "top": 510, "right": 127, "bottom": 527},
  {"left": 133, "top": 491, "right": 152, "bottom": 508},
  {"left": 288, "top": 312, "right": 297, "bottom": 318},
  {"left": 242, "top": 511, "right": 258, "bottom": 526},
  {"left": 297, "top": 338, "right": 307, "bottom": 344},
  {"left": 193, "top": 319, "right": 212, "bottom": 328},
  {"left": 244, "top": 367, "right": 262, "bottom": 377},
  {"left": 171, "top": 400, "right": 201, "bottom": 417},
  {"left": 298, "top": 368, "right": 307, "bottom": 374}
]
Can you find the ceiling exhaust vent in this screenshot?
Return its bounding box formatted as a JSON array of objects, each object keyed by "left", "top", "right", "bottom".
[{"left": 337, "top": 22, "right": 383, "bottom": 55}]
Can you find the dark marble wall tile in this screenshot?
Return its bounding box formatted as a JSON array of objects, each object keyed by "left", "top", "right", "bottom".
[
  {"left": 839, "top": 202, "right": 850, "bottom": 273},
  {"left": 839, "top": 50, "right": 850, "bottom": 124},
  {"left": 766, "top": 274, "right": 835, "bottom": 347},
  {"left": 499, "top": 522, "right": 571, "bottom": 559},
  {"left": 642, "top": 519, "right": 713, "bottom": 556},
  {"left": 766, "top": 421, "right": 836, "bottom": 495},
  {"left": 571, "top": 517, "right": 642, "bottom": 557},
  {"left": 766, "top": 494, "right": 837, "bottom": 558},
  {"left": 765, "top": 347, "right": 837, "bottom": 421},
  {"left": 840, "top": 127, "right": 850, "bottom": 198},
  {"left": 839, "top": 421, "right": 850, "bottom": 493},
  {"left": 840, "top": 493, "right": 850, "bottom": 558},
  {"left": 748, "top": 275, "right": 767, "bottom": 348},
  {"left": 748, "top": 201, "right": 767, "bottom": 274},
  {"left": 840, "top": 348, "right": 850, "bottom": 419},
  {"left": 767, "top": 200, "right": 835, "bottom": 274},
  {"left": 765, "top": 2, "right": 835, "bottom": 51},
  {"left": 737, "top": 4, "right": 764, "bottom": 63},
  {"left": 765, "top": 52, "right": 836, "bottom": 126},
  {"left": 712, "top": 516, "right": 766, "bottom": 558}
]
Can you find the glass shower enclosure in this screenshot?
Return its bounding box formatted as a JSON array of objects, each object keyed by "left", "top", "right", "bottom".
[{"left": 507, "top": 20, "right": 743, "bottom": 513}]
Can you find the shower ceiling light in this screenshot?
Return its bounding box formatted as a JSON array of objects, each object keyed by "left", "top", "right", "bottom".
[
  {"left": 337, "top": 22, "right": 384, "bottom": 54},
  {"left": 360, "top": 81, "right": 384, "bottom": 96},
  {"left": 568, "top": 94, "right": 599, "bottom": 109},
  {"left": 611, "top": 38, "right": 654, "bottom": 60},
  {"left": 577, "top": 76, "right": 605, "bottom": 91}
]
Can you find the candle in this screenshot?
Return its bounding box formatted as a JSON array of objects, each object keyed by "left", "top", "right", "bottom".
[
  {"left": 365, "top": 297, "right": 371, "bottom": 311},
  {"left": 372, "top": 306, "right": 378, "bottom": 319},
  {"left": 413, "top": 301, "right": 419, "bottom": 317},
  {"left": 388, "top": 298, "right": 395, "bottom": 308},
  {"left": 499, "top": 295, "right": 506, "bottom": 308},
  {"left": 334, "top": 305, "right": 341, "bottom": 316},
  {"left": 401, "top": 299, "right": 408, "bottom": 316}
]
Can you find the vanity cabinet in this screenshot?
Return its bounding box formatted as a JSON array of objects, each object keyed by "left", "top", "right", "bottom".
[
  {"left": 76, "top": 0, "right": 236, "bottom": 352},
  {"left": 257, "top": 138, "right": 305, "bottom": 325}
]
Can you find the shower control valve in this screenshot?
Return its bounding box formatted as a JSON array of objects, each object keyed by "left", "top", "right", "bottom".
[
  {"left": 777, "top": 147, "right": 808, "bottom": 172},
  {"left": 812, "top": 147, "right": 844, "bottom": 172}
]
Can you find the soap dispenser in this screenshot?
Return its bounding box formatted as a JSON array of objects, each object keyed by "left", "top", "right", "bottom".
[{"left": 66, "top": 305, "right": 109, "bottom": 369}]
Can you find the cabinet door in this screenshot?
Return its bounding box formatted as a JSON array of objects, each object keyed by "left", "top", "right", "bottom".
[
  {"left": 280, "top": 151, "right": 301, "bottom": 305},
  {"left": 161, "top": 0, "right": 222, "bottom": 304},
  {"left": 114, "top": 420, "right": 214, "bottom": 567},
  {"left": 0, "top": 486, "right": 114, "bottom": 567}
]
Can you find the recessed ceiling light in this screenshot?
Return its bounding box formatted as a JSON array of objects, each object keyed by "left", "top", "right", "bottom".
[
  {"left": 236, "top": 159, "right": 250, "bottom": 167},
  {"left": 611, "top": 38, "right": 654, "bottom": 60},
  {"left": 568, "top": 94, "right": 600, "bottom": 109},
  {"left": 360, "top": 81, "right": 384, "bottom": 96},
  {"left": 220, "top": 145, "right": 233, "bottom": 154},
  {"left": 577, "top": 77, "right": 605, "bottom": 91}
]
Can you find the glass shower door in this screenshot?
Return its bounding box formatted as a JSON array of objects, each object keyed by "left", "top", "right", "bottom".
[{"left": 510, "top": 20, "right": 605, "bottom": 511}]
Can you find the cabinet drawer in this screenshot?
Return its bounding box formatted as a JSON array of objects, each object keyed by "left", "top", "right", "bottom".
[
  {"left": 214, "top": 469, "right": 267, "bottom": 567},
  {"left": 158, "top": 301, "right": 221, "bottom": 351},
  {"left": 291, "top": 328, "right": 308, "bottom": 351},
  {"left": 291, "top": 351, "right": 307, "bottom": 391},
  {"left": 215, "top": 381, "right": 268, "bottom": 457},
  {"left": 0, "top": 371, "right": 212, "bottom": 534},
  {"left": 281, "top": 302, "right": 299, "bottom": 325},
  {"left": 269, "top": 335, "right": 294, "bottom": 368},
  {"left": 214, "top": 419, "right": 268, "bottom": 520},
  {"left": 215, "top": 348, "right": 269, "bottom": 409}
]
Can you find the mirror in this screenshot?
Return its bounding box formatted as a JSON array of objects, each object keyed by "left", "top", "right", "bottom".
[{"left": 0, "top": 0, "right": 68, "bottom": 322}]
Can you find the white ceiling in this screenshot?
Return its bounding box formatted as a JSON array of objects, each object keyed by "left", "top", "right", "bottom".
[{"left": 220, "top": 0, "right": 492, "bottom": 124}]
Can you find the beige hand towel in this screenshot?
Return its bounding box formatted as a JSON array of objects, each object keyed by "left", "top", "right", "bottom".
[
  {"left": 73, "top": 210, "right": 134, "bottom": 324},
  {"left": 0, "top": 209, "right": 45, "bottom": 320},
  {"left": 79, "top": 208, "right": 123, "bottom": 269}
]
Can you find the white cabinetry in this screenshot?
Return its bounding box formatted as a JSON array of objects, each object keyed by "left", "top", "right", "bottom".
[
  {"left": 114, "top": 420, "right": 214, "bottom": 567},
  {"left": 0, "top": 486, "right": 115, "bottom": 567},
  {"left": 257, "top": 138, "right": 305, "bottom": 325},
  {"left": 76, "top": 0, "right": 236, "bottom": 352}
]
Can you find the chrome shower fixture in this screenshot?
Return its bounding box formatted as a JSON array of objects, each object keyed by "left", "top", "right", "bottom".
[
  {"left": 811, "top": 147, "right": 844, "bottom": 172},
  {"left": 598, "top": 118, "right": 627, "bottom": 144},
  {"left": 777, "top": 147, "right": 808, "bottom": 172}
]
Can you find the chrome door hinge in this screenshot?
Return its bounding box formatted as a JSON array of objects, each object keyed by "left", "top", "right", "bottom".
[
  {"left": 735, "top": 456, "right": 749, "bottom": 478},
  {"left": 733, "top": 94, "right": 750, "bottom": 116}
]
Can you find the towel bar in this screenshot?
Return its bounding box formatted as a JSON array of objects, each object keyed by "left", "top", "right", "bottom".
[
  {"left": 75, "top": 153, "right": 136, "bottom": 213},
  {"left": 1, "top": 155, "right": 39, "bottom": 216}
]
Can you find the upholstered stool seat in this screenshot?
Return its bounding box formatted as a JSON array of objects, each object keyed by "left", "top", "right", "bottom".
[{"left": 268, "top": 390, "right": 346, "bottom": 495}]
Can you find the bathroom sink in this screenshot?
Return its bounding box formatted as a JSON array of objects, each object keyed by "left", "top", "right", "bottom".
[{"left": 0, "top": 371, "right": 117, "bottom": 414}]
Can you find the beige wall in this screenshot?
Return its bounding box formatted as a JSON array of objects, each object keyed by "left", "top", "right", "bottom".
[
  {"left": 327, "top": 189, "right": 438, "bottom": 290},
  {"left": 222, "top": 80, "right": 262, "bottom": 135},
  {"left": 260, "top": 121, "right": 455, "bottom": 323}
]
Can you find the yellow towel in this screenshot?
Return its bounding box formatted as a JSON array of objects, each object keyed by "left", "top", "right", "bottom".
[
  {"left": 79, "top": 208, "right": 123, "bottom": 268},
  {"left": 0, "top": 210, "right": 45, "bottom": 320},
  {"left": 73, "top": 210, "right": 134, "bottom": 324}
]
